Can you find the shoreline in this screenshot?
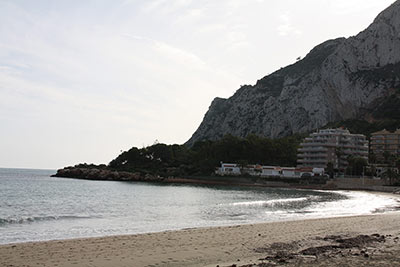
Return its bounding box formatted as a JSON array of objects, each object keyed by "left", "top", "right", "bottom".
[
  {"left": 52, "top": 167, "right": 400, "bottom": 194},
  {"left": 1, "top": 190, "right": 399, "bottom": 248},
  {"left": 1, "top": 212, "right": 400, "bottom": 266}
]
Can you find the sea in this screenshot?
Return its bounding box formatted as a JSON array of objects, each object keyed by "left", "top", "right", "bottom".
[{"left": 0, "top": 168, "right": 399, "bottom": 245}]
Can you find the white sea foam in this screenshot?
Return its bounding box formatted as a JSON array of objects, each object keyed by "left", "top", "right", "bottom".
[
  {"left": 227, "top": 197, "right": 309, "bottom": 206},
  {"left": 303, "top": 191, "right": 400, "bottom": 217},
  {"left": 0, "top": 215, "right": 96, "bottom": 225}
]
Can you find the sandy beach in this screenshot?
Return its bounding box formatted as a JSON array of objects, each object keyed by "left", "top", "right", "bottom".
[{"left": 1, "top": 212, "right": 400, "bottom": 267}]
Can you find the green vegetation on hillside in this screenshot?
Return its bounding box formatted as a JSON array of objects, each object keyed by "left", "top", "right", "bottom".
[
  {"left": 75, "top": 115, "right": 400, "bottom": 179},
  {"left": 106, "top": 117, "right": 400, "bottom": 178},
  {"left": 108, "top": 134, "right": 305, "bottom": 177}
]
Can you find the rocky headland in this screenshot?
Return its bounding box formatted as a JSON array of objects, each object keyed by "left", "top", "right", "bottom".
[
  {"left": 187, "top": 0, "right": 400, "bottom": 145},
  {"left": 52, "top": 166, "right": 165, "bottom": 182}
]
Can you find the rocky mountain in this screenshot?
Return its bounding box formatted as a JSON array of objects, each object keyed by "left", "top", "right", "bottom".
[{"left": 187, "top": 0, "right": 400, "bottom": 146}]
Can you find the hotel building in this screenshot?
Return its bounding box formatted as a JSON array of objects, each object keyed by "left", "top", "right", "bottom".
[
  {"left": 370, "top": 129, "right": 400, "bottom": 159},
  {"left": 297, "top": 128, "right": 368, "bottom": 170}
]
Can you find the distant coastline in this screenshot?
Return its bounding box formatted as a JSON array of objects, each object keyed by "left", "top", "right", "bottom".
[{"left": 53, "top": 166, "right": 400, "bottom": 194}]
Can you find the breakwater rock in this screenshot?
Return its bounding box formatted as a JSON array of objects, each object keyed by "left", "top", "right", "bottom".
[{"left": 52, "top": 167, "right": 165, "bottom": 182}]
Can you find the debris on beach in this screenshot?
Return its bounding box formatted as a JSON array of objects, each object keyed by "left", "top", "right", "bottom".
[{"left": 244, "top": 233, "right": 397, "bottom": 266}]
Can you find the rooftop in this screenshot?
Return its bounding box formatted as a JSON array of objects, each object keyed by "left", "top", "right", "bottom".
[{"left": 318, "top": 128, "right": 350, "bottom": 134}]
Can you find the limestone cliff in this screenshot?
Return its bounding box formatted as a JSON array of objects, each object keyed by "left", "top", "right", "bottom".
[{"left": 187, "top": 1, "right": 400, "bottom": 145}]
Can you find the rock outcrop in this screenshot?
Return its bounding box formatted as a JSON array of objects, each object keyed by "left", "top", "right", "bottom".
[
  {"left": 187, "top": 1, "right": 400, "bottom": 145},
  {"left": 52, "top": 167, "right": 165, "bottom": 182}
]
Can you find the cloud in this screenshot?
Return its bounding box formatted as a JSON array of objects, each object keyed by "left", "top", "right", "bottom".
[
  {"left": 327, "top": 0, "right": 394, "bottom": 15},
  {"left": 277, "top": 13, "right": 302, "bottom": 36},
  {"left": 142, "top": 0, "right": 193, "bottom": 14},
  {"left": 0, "top": 1, "right": 243, "bottom": 155},
  {"left": 153, "top": 41, "right": 207, "bottom": 70},
  {"left": 3, "top": 0, "right": 390, "bottom": 168},
  {"left": 173, "top": 8, "right": 205, "bottom": 25}
]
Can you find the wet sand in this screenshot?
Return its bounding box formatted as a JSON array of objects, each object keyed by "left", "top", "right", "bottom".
[{"left": 1, "top": 212, "right": 400, "bottom": 267}]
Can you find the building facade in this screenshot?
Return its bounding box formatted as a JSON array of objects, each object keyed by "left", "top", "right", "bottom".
[
  {"left": 297, "top": 128, "right": 368, "bottom": 170},
  {"left": 370, "top": 129, "right": 400, "bottom": 160},
  {"left": 216, "top": 163, "right": 319, "bottom": 178},
  {"left": 216, "top": 163, "right": 241, "bottom": 176}
]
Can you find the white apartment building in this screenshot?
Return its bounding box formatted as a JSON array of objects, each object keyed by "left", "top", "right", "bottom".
[
  {"left": 297, "top": 128, "right": 368, "bottom": 170},
  {"left": 370, "top": 129, "right": 400, "bottom": 160}
]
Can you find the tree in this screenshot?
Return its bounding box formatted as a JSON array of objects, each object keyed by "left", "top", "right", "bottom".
[
  {"left": 369, "top": 151, "right": 377, "bottom": 164},
  {"left": 388, "top": 154, "right": 397, "bottom": 166},
  {"left": 335, "top": 147, "right": 344, "bottom": 172},
  {"left": 346, "top": 156, "right": 368, "bottom": 176},
  {"left": 368, "top": 165, "right": 377, "bottom": 177},
  {"left": 383, "top": 168, "right": 399, "bottom": 186},
  {"left": 237, "top": 160, "right": 249, "bottom": 169},
  {"left": 383, "top": 151, "right": 391, "bottom": 164},
  {"left": 107, "top": 133, "right": 304, "bottom": 177},
  {"left": 326, "top": 162, "right": 334, "bottom": 178},
  {"left": 396, "top": 157, "right": 400, "bottom": 170}
]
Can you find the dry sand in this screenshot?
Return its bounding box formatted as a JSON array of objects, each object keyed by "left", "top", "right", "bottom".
[{"left": 1, "top": 212, "right": 400, "bottom": 267}]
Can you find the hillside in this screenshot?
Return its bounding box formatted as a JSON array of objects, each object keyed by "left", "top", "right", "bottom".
[{"left": 187, "top": 0, "right": 400, "bottom": 145}]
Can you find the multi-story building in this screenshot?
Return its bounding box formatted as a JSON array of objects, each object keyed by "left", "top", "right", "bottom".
[
  {"left": 370, "top": 129, "right": 400, "bottom": 159},
  {"left": 297, "top": 128, "right": 368, "bottom": 170}
]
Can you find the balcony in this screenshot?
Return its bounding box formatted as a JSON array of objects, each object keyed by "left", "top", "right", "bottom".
[
  {"left": 300, "top": 141, "right": 328, "bottom": 146},
  {"left": 297, "top": 153, "right": 327, "bottom": 158},
  {"left": 297, "top": 158, "right": 327, "bottom": 164},
  {"left": 298, "top": 147, "right": 327, "bottom": 152}
]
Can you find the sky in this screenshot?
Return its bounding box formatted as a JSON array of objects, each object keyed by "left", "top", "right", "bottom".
[{"left": 0, "top": 0, "right": 396, "bottom": 169}]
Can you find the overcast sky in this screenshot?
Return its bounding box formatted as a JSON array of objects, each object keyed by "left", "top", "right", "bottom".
[{"left": 0, "top": 0, "right": 395, "bottom": 169}]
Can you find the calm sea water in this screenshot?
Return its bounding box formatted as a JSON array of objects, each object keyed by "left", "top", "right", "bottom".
[{"left": 0, "top": 168, "right": 399, "bottom": 244}]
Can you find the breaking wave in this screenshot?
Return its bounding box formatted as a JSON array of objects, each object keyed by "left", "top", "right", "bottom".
[
  {"left": 227, "top": 197, "right": 309, "bottom": 207},
  {"left": 0, "top": 215, "right": 94, "bottom": 225}
]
